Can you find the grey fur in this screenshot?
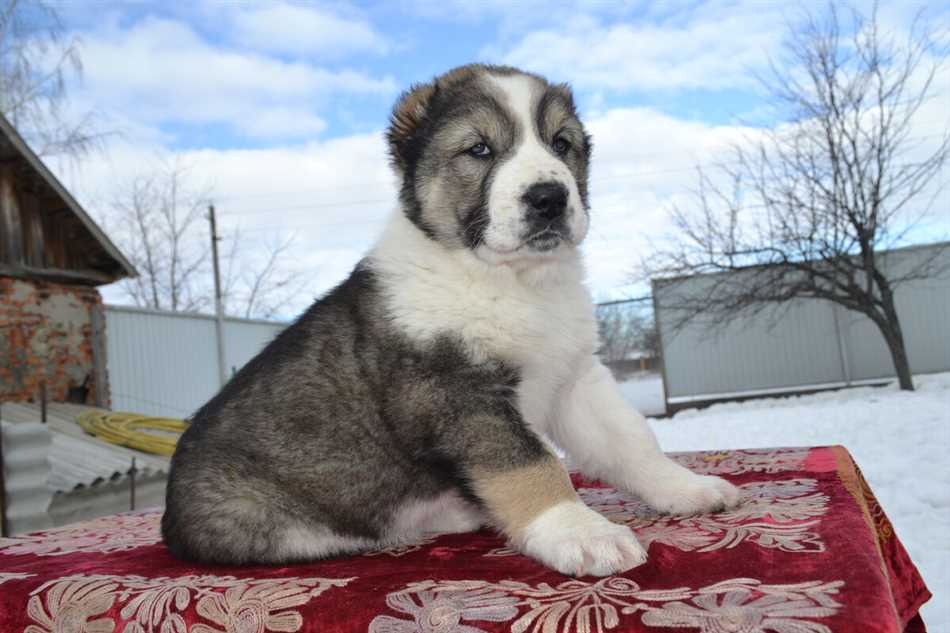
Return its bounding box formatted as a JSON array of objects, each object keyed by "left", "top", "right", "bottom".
[{"left": 162, "top": 65, "right": 591, "bottom": 565}]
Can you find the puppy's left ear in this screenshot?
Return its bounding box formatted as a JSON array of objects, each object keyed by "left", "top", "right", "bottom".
[
  {"left": 387, "top": 82, "right": 436, "bottom": 173},
  {"left": 550, "top": 83, "right": 578, "bottom": 112}
]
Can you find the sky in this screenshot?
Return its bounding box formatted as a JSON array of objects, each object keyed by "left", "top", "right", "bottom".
[{"left": 43, "top": 0, "right": 950, "bottom": 315}]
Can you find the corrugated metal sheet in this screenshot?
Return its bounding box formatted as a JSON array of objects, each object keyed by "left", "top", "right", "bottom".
[
  {"left": 654, "top": 242, "right": 950, "bottom": 403},
  {"left": 1, "top": 402, "right": 169, "bottom": 492},
  {"left": 48, "top": 473, "right": 167, "bottom": 527},
  {"left": 106, "top": 306, "right": 285, "bottom": 418},
  {"left": 0, "top": 414, "right": 53, "bottom": 535}
]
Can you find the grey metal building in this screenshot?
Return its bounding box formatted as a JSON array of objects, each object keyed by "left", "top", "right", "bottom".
[{"left": 653, "top": 242, "right": 950, "bottom": 410}]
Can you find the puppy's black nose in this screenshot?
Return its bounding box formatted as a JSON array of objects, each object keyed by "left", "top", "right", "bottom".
[{"left": 523, "top": 181, "right": 568, "bottom": 224}]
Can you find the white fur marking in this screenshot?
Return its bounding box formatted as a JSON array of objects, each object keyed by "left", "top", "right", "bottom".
[
  {"left": 371, "top": 212, "right": 598, "bottom": 432},
  {"left": 278, "top": 523, "right": 374, "bottom": 560},
  {"left": 552, "top": 359, "right": 741, "bottom": 515},
  {"left": 518, "top": 500, "right": 647, "bottom": 576},
  {"left": 389, "top": 490, "right": 486, "bottom": 538},
  {"left": 482, "top": 74, "right": 588, "bottom": 258}
]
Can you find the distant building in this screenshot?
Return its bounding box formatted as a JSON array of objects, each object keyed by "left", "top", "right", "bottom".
[{"left": 0, "top": 114, "right": 136, "bottom": 406}]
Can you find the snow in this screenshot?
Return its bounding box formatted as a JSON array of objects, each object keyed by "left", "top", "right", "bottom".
[
  {"left": 620, "top": 371, "right": 950, "bottom": 630},
  {"left": 616, "top": 371, "right": 666, "bottom": 416}
]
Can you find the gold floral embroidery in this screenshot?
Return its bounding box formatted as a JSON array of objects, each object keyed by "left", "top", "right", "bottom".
[
  {"left": 641, "top": 579, "right": 843, "bottom": 633},
  {"left": 0, "top": 571, "right": 35, "bottom": 584},
  {"left": 372, "top": 578, "right": 844, "bottom": 633},
  {"left": 25, "top": 576, "right": 118, "bottom": 633},
  {"left": 487, "top": 479, "right": 828, "bottom": 559},
  {"left": 1, "top": 513, "right": 161, "bottom": 557},
  {"left": 24, "top": 574, "right": 353, "bottom": 633},
  {"left": 834, "top": 446, "right": 894, "bottom": 542},
  {"left": 369, "top": 583, "right": 520, "bottom": 633},
  {"left": 364, "top": 537, "right": 438, "bottom": 558},
  {"left": 193, "top": 580, "right": 341, "bottom": 633},
  {"left": 670, "top": 448, "right": 810, "bottom": 476}
]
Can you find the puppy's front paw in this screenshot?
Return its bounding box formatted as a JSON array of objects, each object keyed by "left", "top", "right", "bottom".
[
  {"left": 518, "top": 501, "right": 647, "bottom": 576},
  {"left": 646, "top": 473, "right": 741, "bottom": 516}
]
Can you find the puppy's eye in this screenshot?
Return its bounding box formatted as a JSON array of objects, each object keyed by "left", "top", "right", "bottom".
[
  {"left": 468, "top": 142, "right": 492, "bottom": 158},
  {"left": 552, "top": 136, "right": 571, "bottom": 156}
]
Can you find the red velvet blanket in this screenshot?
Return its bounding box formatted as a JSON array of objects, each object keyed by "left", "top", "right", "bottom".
[{"left": 0, "top": 446, "right": 931, "bottom": 633}]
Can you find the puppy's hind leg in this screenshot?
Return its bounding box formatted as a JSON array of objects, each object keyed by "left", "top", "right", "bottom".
[
  {"left": 390, "top": 491, "right": 487, "bottom": 539},
  {"left": 163, "top": 492, "right": 373, "bottom": 565}
]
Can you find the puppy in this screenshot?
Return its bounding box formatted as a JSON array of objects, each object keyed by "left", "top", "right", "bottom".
[{"left": 162, "top": 64, "right": 740, "bottom": 576}]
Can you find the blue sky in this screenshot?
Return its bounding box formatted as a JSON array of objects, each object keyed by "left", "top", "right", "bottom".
[
  {"left": 58, "top": 1, "right": 776, "bottom": 149},
  {"left": 47, "top": 0, "right": 949, "bottom": 312}
]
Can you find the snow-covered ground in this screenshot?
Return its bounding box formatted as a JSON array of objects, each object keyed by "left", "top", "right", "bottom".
[
  {"left": 619, "top": 371, "right": 950, "bottom": 629},
  {"left": 616, "top": 371, "right": 666, "bottom": 416}
]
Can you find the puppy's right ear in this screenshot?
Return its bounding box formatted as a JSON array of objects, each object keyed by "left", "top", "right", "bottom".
[{"left": 387, "top": 82, "right": 436, "bottom": 173}]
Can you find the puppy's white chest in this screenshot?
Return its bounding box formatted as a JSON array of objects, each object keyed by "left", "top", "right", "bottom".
[
  {"left": 384, "top": 266, "right": 597, "bottom": 430},
  {"left": 389, "top": 270, "right": 596, "bottom": 371}
]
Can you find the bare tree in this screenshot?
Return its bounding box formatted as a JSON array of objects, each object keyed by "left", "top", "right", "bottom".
[
  {"left": 0, "top": 0, "right": 101, "bottom": 158},
  {"left": 640, "top": 4, "right": 949, "bottom": 391},
  {"left": 108, "top": 159, "right": 303, "bottom": 318},
  {"left": 219, "top": 228, "right": 303, "bottom": 319},
  {"left": 596, "top": 300, "right": 659, "bottom": 363},
  {"left": 109, "top": 159, "right": 211, "bottom": 313}
]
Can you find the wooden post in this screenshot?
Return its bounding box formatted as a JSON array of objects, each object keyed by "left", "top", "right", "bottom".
[
  {"left": 208, "top": 204, "right": 227, "bottom": 388},
  {"left": 89, "top": 303, "right": 111, "bottom": 407},
  {"left": 40, "top": 381, "right": 47, "bottom": 423},
  {"left": 129, "top": 457, "right": 137, "bottom": 511},
  {"left": 0, "top": 403, "right": 8, "bottom": 537}
]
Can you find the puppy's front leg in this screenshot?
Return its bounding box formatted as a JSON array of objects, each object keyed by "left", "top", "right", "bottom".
[
  {"left": 551, "top": 359, "right": 740, "bottom": 515},
  {"left": 453, "top": 413, "right": 646, "bottom": 576}
]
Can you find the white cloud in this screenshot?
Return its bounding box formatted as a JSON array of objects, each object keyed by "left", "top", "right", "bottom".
[
  {"left": 492, "top": 6, "right": 787, "bottom": 92},
  {"left": 77, "top": 108, "right": 741, "bottom": 308},
  {"left": 54, "top": 0, "right": 947, "bottom": 312},
  {"left": 64, "top": 92, "right": 948, "bottom": 313},
  {"left": 61, "top": 127, "right": 398, "bottom": 314},
  {"left": 75, "top": 16, "right": 396, "bottom": 140},
  {"left": 230, "top": 2, "right": 389, "bottom": 57},
  {"left": 580, "top": 107, "right": 750, "bottom": 298}
]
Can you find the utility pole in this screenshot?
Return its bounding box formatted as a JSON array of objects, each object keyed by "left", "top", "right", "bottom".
[{"left": 208, "top": 204, "right": 227, "bottom": 387}]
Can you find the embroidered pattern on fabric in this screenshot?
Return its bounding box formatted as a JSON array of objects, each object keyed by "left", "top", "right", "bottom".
[
  {"left": 640, "top": 578, "right": 844, "bottom": 633},
  {"left": 24, "top": 574, "right": 353, "bottom": 633},
  {"left": 670, "top": 448, "right": 810, "bottom": 476},
  {"left": 364, "top": 537, "right": 438, "bottom": 558},
  {"left": 597, "top": 478, "right": 828, "bottom": 554},
  {"left": 0, "top": 571, "right": 36, "bottom": 585},
  {"left": 369, "top": 577, "right": 844, "bottom": 633},
  {"left": 486, "top": 478, "right": 828, "bottom": 559},
  {"left": 1, "top": 513, "right": 161, "bottom": 557}
]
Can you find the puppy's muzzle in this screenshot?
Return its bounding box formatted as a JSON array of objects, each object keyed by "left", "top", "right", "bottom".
[{"left": 523, "top": 181, "right": 568, "bottom": 233}]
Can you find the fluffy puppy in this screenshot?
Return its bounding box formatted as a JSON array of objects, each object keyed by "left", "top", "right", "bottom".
[{"left": 161, "top": 64, "right": 740, "bottom": 576}]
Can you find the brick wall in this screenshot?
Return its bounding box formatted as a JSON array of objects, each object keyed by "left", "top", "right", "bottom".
[{"left": 0, "top": 276, "right": 108, "bottom": 405}]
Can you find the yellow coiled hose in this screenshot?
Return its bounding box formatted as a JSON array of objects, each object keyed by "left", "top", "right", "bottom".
[{"left": 76, "top": 411, "right": 188, "bottom": 457}]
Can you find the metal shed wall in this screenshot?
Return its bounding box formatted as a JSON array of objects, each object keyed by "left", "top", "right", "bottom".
[
  {"left": 654, "top": 243, "right": 950, "bottom": 404},
  {"left": 105, "top": 306, "right": 285, "bottom": 417}
]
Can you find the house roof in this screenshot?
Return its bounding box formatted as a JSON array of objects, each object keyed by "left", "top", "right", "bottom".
[{"left": 0, "top": 114, "right": 137, "bottom": 283}]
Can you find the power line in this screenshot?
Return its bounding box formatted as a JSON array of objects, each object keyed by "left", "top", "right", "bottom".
[
  {"left": 213, "top": 153, "right": 949, "bottom": 221},
  {"left": 213, "top": 174, "right": 949, "bottom": 233},
  {"left": 207, "top": 132, "right": 948, "bottom": 209}
]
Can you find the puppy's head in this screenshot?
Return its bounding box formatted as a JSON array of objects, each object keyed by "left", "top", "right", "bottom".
[{"left": 387, "top": 64, "right": 591, "bottom": 264}]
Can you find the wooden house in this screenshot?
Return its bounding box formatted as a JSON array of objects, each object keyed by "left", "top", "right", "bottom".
[{"left": 0, "top": 114, "right": 136, "bottom": 406}]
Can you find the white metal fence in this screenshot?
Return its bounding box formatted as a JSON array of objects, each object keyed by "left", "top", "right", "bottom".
[
  {"left": 653, "top": 242, "right": 950, "bottom": 407},
  {"left": 105, "top": 306, "right": 286, "bottom": 417}
]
